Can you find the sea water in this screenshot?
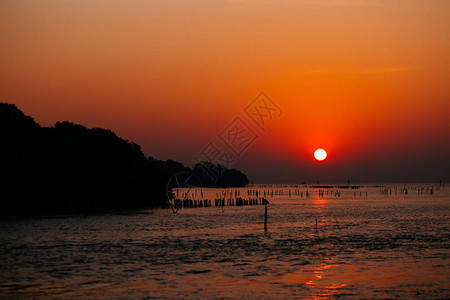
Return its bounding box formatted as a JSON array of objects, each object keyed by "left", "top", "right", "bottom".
[{"left": 0, "top": 184, "right": 449, "bottom": 298}]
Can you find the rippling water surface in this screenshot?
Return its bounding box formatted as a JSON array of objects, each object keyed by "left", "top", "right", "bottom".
[{"left": 1, "top": 185, "right": 449, "bottom": 298}]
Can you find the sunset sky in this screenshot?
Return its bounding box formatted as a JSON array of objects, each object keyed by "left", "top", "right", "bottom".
[{"left": 1, "top": 0, "right": 449, "bottom": 183}]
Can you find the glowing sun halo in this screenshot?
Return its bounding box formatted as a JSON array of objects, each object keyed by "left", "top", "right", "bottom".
[{"left": 314, "top": 149, "right": 327, "bottom": 161}]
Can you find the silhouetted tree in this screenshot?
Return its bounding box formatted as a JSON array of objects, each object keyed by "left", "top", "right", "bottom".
[
  {"left": 0, "top": 103, "right": 249, "bottom": 216},
  {"left": 192, "top": 161, "right": 249, "bottom": 188}
]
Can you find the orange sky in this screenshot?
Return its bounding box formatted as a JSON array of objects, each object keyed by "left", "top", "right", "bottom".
[{"left": 1, "top": 0, "right": 449, "bottom": 183}]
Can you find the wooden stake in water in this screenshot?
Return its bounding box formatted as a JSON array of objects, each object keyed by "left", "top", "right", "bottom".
[
  {"left": 264, "top": 205, "right": 268, "bottom": 232},
  {"left": 315, "top": 218, "right": 318, "bottom": 232}
]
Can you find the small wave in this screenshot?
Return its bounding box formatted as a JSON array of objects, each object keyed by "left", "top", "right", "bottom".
[{"left": 185, "top": 270, "right": 211, "bottom": 274}]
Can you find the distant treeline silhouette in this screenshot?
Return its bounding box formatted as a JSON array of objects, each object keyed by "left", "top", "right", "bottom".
[{"left": 0, "top": 103, "right": 248, "bottom": 216}]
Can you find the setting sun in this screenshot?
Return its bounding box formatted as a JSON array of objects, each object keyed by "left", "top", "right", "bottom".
[{"left": 314, "top": 149, "right": 327, "bottom": 161}]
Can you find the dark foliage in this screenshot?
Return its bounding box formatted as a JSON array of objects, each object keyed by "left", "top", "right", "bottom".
[
  {"left": 192, "top": 161, "right": 249, "bottom": 188},
  {"left": 0, "top": 103, "right": 249, "bottom": 216}
]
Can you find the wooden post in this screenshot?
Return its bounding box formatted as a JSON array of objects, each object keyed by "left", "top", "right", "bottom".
[
  {"left": 264, "top": 205, "right": 268, "bottom": 232},
  {"left": 315, "top": 218, "right": 318, "bottom": 232}
]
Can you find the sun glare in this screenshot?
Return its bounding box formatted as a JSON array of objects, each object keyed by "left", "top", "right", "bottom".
[{"left": 314, "top": 149, "right": 327, "bottom": 161}]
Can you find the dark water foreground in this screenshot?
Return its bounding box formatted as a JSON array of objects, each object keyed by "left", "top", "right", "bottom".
[{"left": 1, "top": 185, "right": 449, "bottom": 298}]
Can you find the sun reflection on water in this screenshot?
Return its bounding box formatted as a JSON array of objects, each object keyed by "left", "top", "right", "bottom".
[{"left": 263, "top": 260, "right": 350, "bottom": 299}]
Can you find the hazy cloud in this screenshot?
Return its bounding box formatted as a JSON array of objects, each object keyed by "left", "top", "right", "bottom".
[
  {"left": 223, "top": 0, "right": 386, "bottom": 6},
  {"left": 296, "top": 66, "right": 421, "bottom": 75}
]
